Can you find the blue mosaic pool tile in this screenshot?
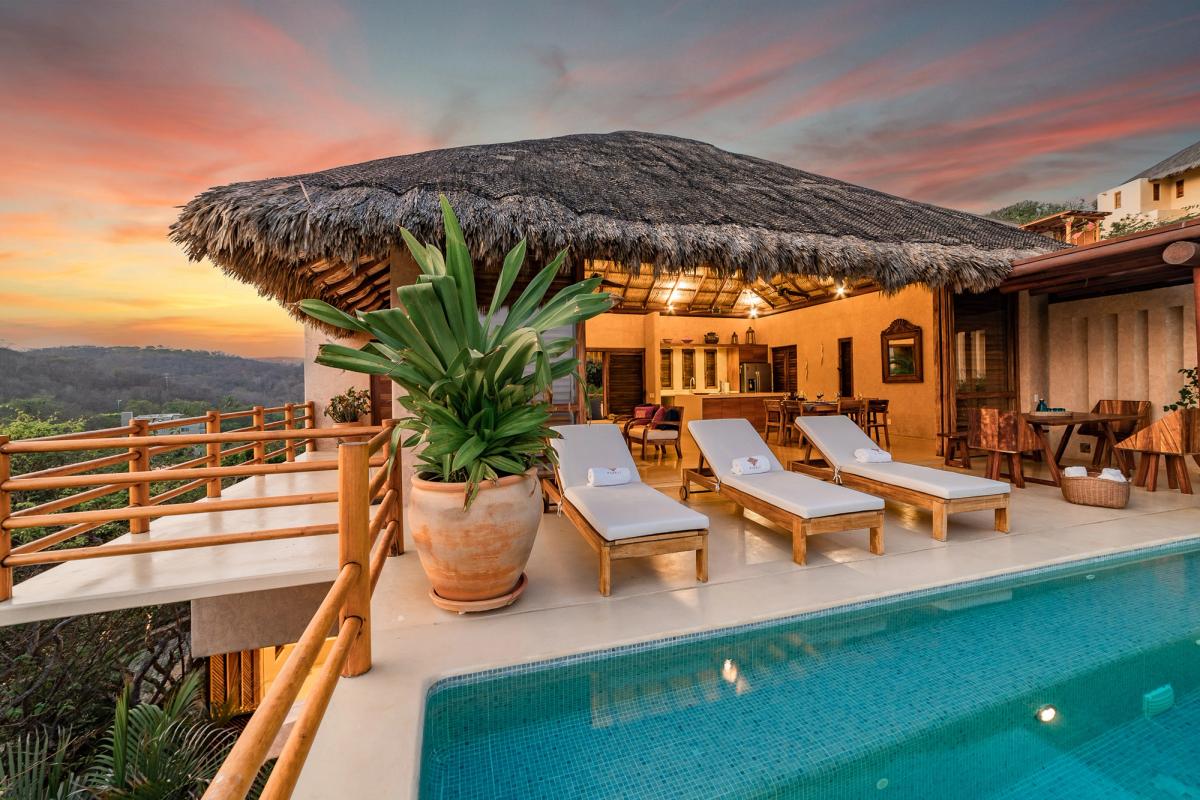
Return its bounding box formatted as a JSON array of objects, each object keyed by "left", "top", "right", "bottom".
[{"left": 420, "top": 540, "right": 1200, "bottom": 798}]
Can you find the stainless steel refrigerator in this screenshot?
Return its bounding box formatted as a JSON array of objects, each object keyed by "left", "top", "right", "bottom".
[{"left": 739, "top": 362, "right": 771, "bottom": 393}]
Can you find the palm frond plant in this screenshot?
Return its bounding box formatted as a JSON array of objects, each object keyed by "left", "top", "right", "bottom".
[
  {"left": 300, "top": 196, "right": 613, "bottom": 508},
  {"left": 85, "top": 671, "right": 253, "bottom": 799},
  {"left": 0, "top": 729, "right": 85, "bottom": 800}
]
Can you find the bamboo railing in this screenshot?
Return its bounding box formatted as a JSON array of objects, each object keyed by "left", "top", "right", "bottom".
[
  {"left": 0, "top": 402, "right": 402, "bottom": 596},
  {"left": 202, "top": 423, "right": 403, "bottom": 799},
  {"left": 0, "top": 403, "right": 407, "bottom": 798}
]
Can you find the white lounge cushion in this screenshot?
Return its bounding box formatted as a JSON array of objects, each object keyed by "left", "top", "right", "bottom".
[
  {"left": 643, "top": 428, "right": 679, "bottom": 441},
  {"left": 794, "top": 415, "right": 876, "bottom": 466},
  {"left": 687, "top": 417, "right": 880, "bottom": 518},
  {"left": 564, "top": 484, "right": 709, "bottom": 541},
  {"left": 841, "top": 461, "right": 1010, "bottom": 500},
  {"left": 795, "top": 415, "right": 1009, "bottom": 500},
  {"left": 550, "top": 424, "right": 637, "bottom": 489},
  {"left": 688, "top": 418, "right": 785, "bottom": 475},
  {"left": 722, "top": 471, "right": 884, "bottom": 519}
]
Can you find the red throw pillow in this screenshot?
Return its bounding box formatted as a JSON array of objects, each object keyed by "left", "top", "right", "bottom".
[
  {"left": 633, "top": 404, "right": 657, "bottom": 419},
  {"left": 650, "top": 406, "right": 668, "bottom": 427}
]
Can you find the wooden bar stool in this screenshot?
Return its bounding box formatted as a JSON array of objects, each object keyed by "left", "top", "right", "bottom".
[
  {"left": 763, "top": 399, "right": 785, "bottom": 443},
  {"left": 865, "top": 399, "right": 890, "bottom": 447}
]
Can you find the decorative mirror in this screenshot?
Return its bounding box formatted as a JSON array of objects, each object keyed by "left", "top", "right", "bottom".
[{"left": 881, "top": 318, "right": 923, "bottom": 383}]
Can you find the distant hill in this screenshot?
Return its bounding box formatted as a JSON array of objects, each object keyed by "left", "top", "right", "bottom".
[{"left": 0, "top": 346, "right": 303, "bottom": 423}]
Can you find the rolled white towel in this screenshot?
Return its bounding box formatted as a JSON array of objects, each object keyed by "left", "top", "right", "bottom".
[
  {"left": 587, "top": 467, "right": 632, "bottom": 487},
  {"left": 853, "top": 448, "right": 892, "bottom": 463},
  {"left": 1062, "top": 466, "right": 1088, "bottom": 478},
  {"left": 731, "top": 455, "right": 771, "bottom": 475},
  {"left": 1098, "top": 468, "right": 1127, "bottom": 483}
]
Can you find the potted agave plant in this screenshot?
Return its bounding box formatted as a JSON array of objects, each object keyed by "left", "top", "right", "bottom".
[{"left": 300, "top": 197, "right": 612, "bottom": 609}]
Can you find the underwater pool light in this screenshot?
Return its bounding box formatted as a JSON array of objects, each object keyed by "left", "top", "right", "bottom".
[
  {"left": 1035, "top": 705, "right": 1057, "bottom": 723},
  {"left": 721, "top": 659, "right": 739, "bottom": 684}
]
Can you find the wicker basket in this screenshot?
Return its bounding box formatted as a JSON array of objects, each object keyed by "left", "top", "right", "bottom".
[{"left": 1060, "top": 471, "right": 1131, "bottom": 509}]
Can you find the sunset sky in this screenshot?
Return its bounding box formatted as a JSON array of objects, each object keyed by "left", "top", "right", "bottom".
[{"left": 1, "top": 0, "right": 1197, "bottom": 358}]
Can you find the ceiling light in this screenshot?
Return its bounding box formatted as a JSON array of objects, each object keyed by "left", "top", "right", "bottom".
[
  {"left": 835, "top": 283, "right": 847, "bottom": 297},
  {"left": 749, "top": 306, "right": 758, "bottom": 319}
]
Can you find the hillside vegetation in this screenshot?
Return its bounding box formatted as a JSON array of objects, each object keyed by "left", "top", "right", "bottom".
[{"left": 0, "top": 346, "right": 303, "bottom": 424}]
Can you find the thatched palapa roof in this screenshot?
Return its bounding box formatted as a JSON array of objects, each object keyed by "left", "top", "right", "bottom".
[{"left": 171, "top": 131, "right": 1060, "bottom": 321}]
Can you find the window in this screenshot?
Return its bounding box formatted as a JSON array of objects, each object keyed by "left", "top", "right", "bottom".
[
  {"left": 1153, "top": 183, "right": 1161, "bottom": 201},
  {"left": 703, "top": 349, "right": 717, "bottom": 388},
  {"left": 1113, "top": 191, "right": 1121, "bottom": 209},
  {"left": 1177, "top": 179, "right": 1186, "bottom": 199},
  {"left": 659, "top": 349, "right": 673, "bottom": 389}
]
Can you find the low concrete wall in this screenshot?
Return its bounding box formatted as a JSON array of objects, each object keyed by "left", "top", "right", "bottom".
[
  {"left": 191, "top": 583, "right": 333, "bottom": 657},
  {"left": 1018, "top": 284, "right": 1196, "bottom": 459}
]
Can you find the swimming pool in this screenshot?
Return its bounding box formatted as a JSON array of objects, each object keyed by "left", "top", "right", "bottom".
[{"left": 420, "top": 542, "right": 1200, "bottom": 798}]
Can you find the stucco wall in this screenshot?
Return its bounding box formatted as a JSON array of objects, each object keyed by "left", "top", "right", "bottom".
[
  {"left": 1097, "top": 168, "right": 1199, "bottom": 232},
  {"left": 302, "top": 325, "right": 371, "bottom": 451},
  {"left": 753, "top": 286, "right": 939, "bottom": 439},
  {"left": 585, "top": 287, "right": 939, "bottom": 440},
  {"left": 1018, "top": 284, "right": 1196, "bottom": 459}
]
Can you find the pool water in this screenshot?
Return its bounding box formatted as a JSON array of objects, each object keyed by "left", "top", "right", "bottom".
[{"left": 420, "top": 543, "right": 1200, "bottom": 799}]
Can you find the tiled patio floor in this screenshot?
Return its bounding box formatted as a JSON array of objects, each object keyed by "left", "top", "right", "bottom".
[{"left": 295, "top": 433, "right": 1200, "bottom": 799}]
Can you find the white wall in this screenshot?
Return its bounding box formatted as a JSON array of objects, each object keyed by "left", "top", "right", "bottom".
[
  {"left": 302, "top": 325, "right": 371, "bottom": 451},
  {"left": 1018, "top": 284, "right": 1196, "bottom": 458}
]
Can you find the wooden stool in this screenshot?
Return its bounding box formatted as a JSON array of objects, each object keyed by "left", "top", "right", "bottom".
[{"left": 937, "top": 431, "right": 972, "bottom": 469}]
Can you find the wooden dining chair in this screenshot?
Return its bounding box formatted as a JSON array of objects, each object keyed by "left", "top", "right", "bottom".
[
  {"left": 763, "top": 399, "right": 785, "bottom": 443},
  {"left": 780, "top": 400, "right": 804, "bottom": 445},
  {"left": 865, "top": 399, "right": 890, "bottom": 447},
  {"left": 967, "top": 408, "right": 1042, "bottom": 488},
  {"left": 1080, "top": 400, "right": 1150, "bottom": 468},
  {"left": 837, "top": 397, "right": 867, "bottom": 430}
]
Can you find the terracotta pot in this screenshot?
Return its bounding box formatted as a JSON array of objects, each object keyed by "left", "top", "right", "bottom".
[
  {"left": 333, "top": 419, "right": 368, "bottom": 443},
  {"left": 408, "top": 468, "right": 542, "bottom": 602}
]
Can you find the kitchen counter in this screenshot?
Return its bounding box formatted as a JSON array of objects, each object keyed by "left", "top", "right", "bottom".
[{"left": 663, "top": 392, "right": 786, "bottom": 448}]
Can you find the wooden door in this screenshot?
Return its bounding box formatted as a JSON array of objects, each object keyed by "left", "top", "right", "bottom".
[
  {"left": 606, "top": 351, "right": 645, "bottom": 417},
  {"left": 369, "top": 373, "right": 393, "bottom": 425},
  {"left": 837, "top": 338, "right": 854, "bottom": 397},
  {"left": 771, "top": 345, "right": 797, "bottom": 394}
]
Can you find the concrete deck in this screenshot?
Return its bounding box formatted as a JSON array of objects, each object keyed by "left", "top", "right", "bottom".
[
  {"left": 293, "top": 434, "right": 1200, "bottom": 799},
  {"left": 0, "top": 453, "right": 348, "bottom": 626}
]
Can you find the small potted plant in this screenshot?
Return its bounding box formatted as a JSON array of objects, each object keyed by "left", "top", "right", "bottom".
[
  {"left": 300, "top": 196, "right": 612, "bottom": 610},
  {"left": 326, "top": 387, "right": 372, "bottom": 438}
]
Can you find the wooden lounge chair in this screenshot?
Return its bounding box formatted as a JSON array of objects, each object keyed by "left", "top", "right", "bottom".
[
  {"left": 681, "top": 418, "right": 884, "bottom": 565},
  {"left": 792, "top": 415, "right": 1009, "bottom": 542},
  {"left": 546, "top": 424, "right": 709, "bottom": 596}
]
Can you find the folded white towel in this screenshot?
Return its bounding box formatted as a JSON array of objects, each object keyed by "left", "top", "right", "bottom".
[
  {"left": 1062, "top": 466, "right": 1088, "bottom": 478},
  {"left": 731, "top": 455, "right": 771, "bottom": 475},
  {"left": 1098, "top": 468, "right": 1127, "bottom": 483},
  {"left": 587, "top": 467, "right": 631, "bottom": 487},
  {"left": 853, "top": 447, "right": 892, "bottom": 463}
]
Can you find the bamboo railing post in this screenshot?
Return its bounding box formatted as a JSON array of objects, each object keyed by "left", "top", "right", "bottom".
[
  {"left": 0, "top": 436, "right": 12, "bottom": 601},
  {"left": 283, "top": 403, "right": 297, "bottom": 462},
  {"left": 386, "top": 420, "right": 405, "bottom": 557},
  {"left": 304, "top": 401, "right": 316, "bottom": 453},
  {"left": 252, "top": 405, "right": 267, "bottom": 463},
  {"left": 338, "top": 442, "right": 372, "bottom": 677},
  {"left": 128, "top": 419, "right": 151, "bottom": 534},
  {"left": 205, "top": 410, "right": 222, "bottom": 498}
]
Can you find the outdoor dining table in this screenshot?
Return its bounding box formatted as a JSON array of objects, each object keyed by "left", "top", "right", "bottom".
[
  {"left": 800, "top": 401, "right": 840, "bottom": 416},
  {"left": 1020, "top": 411, "right": 1142, "bottom": 487}
]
